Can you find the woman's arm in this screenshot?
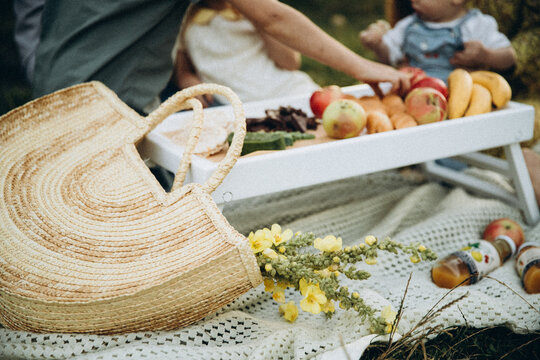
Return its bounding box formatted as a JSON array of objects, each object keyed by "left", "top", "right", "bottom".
[
  {"left": 259, "top": 31, "right": 301, "bottom": 71},
  {"left": 228, "top": 0, "right": 409, "bottom": 94}
]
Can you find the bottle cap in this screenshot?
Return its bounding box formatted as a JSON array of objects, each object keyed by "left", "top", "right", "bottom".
[
  {"left": 495, "top": 235, "right": 516, "bottom": 256},
  {"left": 517, "top": 242, "right": 538, "bottom": 254}
]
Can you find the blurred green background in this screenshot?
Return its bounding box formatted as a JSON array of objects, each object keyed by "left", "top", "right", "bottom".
[{"left": 0, "top": 0, "right": 384, "bottom": 115}]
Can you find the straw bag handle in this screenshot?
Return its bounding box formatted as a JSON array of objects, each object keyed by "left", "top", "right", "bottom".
[{"left": 145, "top": 84, "right": 246, "bottom": 194}]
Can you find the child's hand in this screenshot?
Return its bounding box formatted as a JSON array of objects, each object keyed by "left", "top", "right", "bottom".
[
  {"left": 450, "top": 41, "right": 488, "bottom": 69},
  {"left": 359, "top": 20, "right": 391, "bottom": 50}
]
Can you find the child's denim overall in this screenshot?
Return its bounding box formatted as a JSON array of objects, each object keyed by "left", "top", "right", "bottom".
[{"left": 402, "top": 9, "right": 478, "bottom": 82}]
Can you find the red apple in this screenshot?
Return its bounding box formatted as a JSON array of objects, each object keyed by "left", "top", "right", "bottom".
[
  {"left": 399, "top": 66, "right": 427, "bottom": 87},
  {"left": 410, "top": 76, "right": 449, "bottom": 99},
  {"left": 310, "top": 85, "right": 344, "bottom": 119},
  {"left": 404, "top": 87, "right": 447, "bottom": 125},
  {"left": 482, "top": 218, "right": 525, "bottom": 248},
  {"left": 322, "top": 99, "right": 366, "bottom": 139}
]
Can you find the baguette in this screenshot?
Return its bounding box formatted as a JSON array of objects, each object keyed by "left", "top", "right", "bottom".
[
  {"left": 382, "top": 93, "right": 406, "bottom": 117},
  {"left": 390, "top": 112, "right": 417, "bottom": 129},
  {"left": 367, "top": 111, "right": 394, "bottom": 134}
]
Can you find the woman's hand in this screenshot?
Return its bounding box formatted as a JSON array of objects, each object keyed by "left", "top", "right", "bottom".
[{"left": 360, "top": 60, "right": 410, "bottom": 97}]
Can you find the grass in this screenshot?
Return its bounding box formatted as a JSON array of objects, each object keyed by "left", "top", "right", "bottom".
[
  {"left": 360, "top": 275, "right": 540, "bottom": 359},
  {"left": 363, "top": 326, "right": 540, "bottom": 360},
  {"left": 1, "top": 1, "right": 539, "bottom": 358}
]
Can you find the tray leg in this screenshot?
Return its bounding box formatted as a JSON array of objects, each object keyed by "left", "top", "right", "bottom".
[
  {"left": 422, "top": 146, "right": 539, "bottom": 225},
  {"left": 422, "top": 160, "right": 520, "bottom": 206},
  {"left": 503, "top": 143, "right": 540, "bottom": 225}
]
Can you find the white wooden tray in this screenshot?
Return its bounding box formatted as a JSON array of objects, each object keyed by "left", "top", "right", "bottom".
[{"left": 140, "top": 84, "right": 539, "bottom": 224}]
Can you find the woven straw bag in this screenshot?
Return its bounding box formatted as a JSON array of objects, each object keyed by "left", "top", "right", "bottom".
[{"left": 0, "top": 82, "right": 262, "bottom": 334}]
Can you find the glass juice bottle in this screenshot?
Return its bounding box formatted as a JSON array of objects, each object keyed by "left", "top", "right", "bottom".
[
  {"left": 431, "top": 235, "right": 516, "bottom": 289},
  {"left": 515, "top": 243, "right": 540, "bottom": 294}
]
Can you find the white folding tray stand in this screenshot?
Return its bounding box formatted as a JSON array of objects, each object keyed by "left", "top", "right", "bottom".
[{"left": 140, "top": 84, "right": 539, "bottom": 225}]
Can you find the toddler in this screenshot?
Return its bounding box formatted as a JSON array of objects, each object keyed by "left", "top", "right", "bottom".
[{"left": 360, "top": 0, "right": 516, "bottom": 82}]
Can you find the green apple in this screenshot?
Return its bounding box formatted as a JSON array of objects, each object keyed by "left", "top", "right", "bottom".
[{"left": 322, "top": 99, "right": 366, "bottom": 139}]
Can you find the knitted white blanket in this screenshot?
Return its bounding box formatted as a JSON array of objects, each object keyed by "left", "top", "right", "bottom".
[{"left": 1, "top": 168, "right": 539, "bottom": 359}]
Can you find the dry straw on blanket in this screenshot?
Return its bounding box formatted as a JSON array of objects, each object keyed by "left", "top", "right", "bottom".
[{"left": 0, "top": 82, "right": 262, "bottom": 334}]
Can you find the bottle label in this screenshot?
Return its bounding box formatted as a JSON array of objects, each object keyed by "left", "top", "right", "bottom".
[
  {"left": 516, "top": 246, "right": 540, "bottom": 279},
  {"left": 451, "top": 240, "right": 501, "bottom": 284}
]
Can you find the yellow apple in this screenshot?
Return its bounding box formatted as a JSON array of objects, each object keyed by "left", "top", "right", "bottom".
[{"left": 322, "top": 99, "right": 366, "bottom": 139}]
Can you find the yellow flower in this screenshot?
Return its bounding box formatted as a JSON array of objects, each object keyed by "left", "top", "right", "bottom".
[
  {"left": 271, "top": 224, "right": 293, "bottom": 246},
  {"left": 248, "top": 229, "right": 273, "bottom": 253},
  {"left": 381, "top": 305, "right": 397, "bottom": 325},
  {"left": 314, "top": 235, "right": 342, "bottom": 252},
  {"left": 300, "top": 285, "right": 327, "bottom": 314},
  {"left": 276, "top": 281, "right": 290, "bottom": 289},
  {"left": 321, "top": 300, "right": 335, "bottom": 313},
  {"left": 279, "top": 301, "right": 298, "bottom": 322},
  {"left": 273, "top": 291, "right": 286, "bottom": 303},
  {"left": 365, "top": 257, "right": 377, "bottom": 265},
  {"left": 418, "top": 245, "right": 426, "bottom": 252},
  {"left": 410, "top": 255, "right": 420, "bottom": 263},
  {"left": 365, "top": 235, "right": 377, "bottom": 246},
  {"left": 299, "top": 278, "right": 309, "bottom": 296},
  {"left": 265, "top": 263, "right": 273, "bottom": 272},
  {"left": 263, "top": 278, "right": 274, "bottom": 292},
  {"left": 299, "top": 278, "right": 324, "bottom": 296},
  {"left": 262, "top": 248, "right": 278, "bottom": 259}
]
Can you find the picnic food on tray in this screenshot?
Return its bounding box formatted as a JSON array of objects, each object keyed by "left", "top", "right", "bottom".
[
  {"left": 309, "top": 85, "right": 344, "bottom": 118},
  {"left": 311, "top": 68, "right": 512, "bottom": 139},
  {"left": 447, "top": 68, "right": 512, "bottom": 118},
  {"left": 164, "top": 106, "right": 318, "bottom": 157},
  {"left": 404, "top": 87, "right": 448, "bottom": 124},
  {"left": 164, "top": 68, "right": 513, "bottom": 157},
  {"left": 321, "top": 99, "right": 366, "bottom": 139},
  {"left": 227, "top": 131, "right": 315, "bottom": 155},
  {"left": 246, "top": 106, "right": 318, "bottom": 133},
  {"left": 162, "top": 109, "right": 234, "bottom": 157}
]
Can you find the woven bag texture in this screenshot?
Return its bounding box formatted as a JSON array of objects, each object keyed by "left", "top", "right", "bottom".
[{"left": 0, "top": 82, "right": 262, "bottom": 334}]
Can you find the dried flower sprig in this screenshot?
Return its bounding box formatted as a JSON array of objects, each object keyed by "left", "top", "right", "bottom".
[{"left": 248, "top": 224, "right": 437, "bottom": 334}]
